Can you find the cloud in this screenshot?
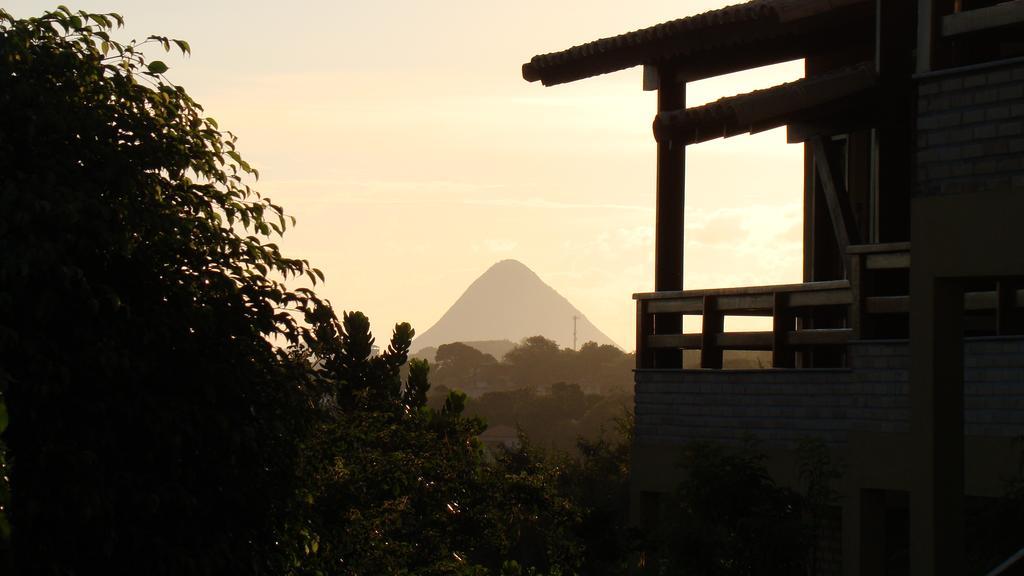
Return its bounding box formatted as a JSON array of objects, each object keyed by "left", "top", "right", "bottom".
[
  {"left": 686, "top": 203, "right": 801, "bottom": 249},
  {"left": 473, "top": 239, "right": 519, "bottom": 253},
  {"left": 262, "top": 178, "right": 655, "bottom": 212}
]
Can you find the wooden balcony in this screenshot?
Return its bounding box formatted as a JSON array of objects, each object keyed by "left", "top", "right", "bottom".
[{"left": 635, "top": 242, "right": 1024, "bottom": 369}]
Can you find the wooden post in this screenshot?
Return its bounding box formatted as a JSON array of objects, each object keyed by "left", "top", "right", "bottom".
[
  {"left": 917, "top": 0, "right": 957, "bottom": 73},
  {"left": 772, "top": 292, "right": 795, "bottom": 368},
  {"left": 700, "top": 295, "right": 723, "bottom": 369},
  {"left": 636, "top": 299, "right": 652, "bottom": 369},
  {"left": 812, "top": 137, "right": 860, "bottom": 275},
  {"left": 996, "top": 280, "right": 1016, "bottom": 335},
  {"left": 876, "top": 0, "right": 915, "bottom": 244},
  {"left": 850, "top": 253, "right": 866, "bottom": 339},
  {"left": 653, "top": 72, "right": 686, "bottom": 369},
  {"left": 916, "top": 0, "right": 935, "bottom": 73}
]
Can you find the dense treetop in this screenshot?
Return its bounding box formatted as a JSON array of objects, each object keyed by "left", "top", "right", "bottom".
[
  {"left": 0, "top": 9, "right": 598, "bottom": 575},
  {"left": 0, "top": 7, "right": 332, "bottom": 573}
]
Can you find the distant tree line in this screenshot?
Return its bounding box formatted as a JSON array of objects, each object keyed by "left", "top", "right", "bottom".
[
  {"left": 424, "top": 337, "right": 634, "bottom": 453},
  {"left": 429, "top": 336, "right": 634, "bottom": 397}
]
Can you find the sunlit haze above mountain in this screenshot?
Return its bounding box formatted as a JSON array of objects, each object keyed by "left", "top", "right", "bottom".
[{"left": 9, "top": 0, "right": 805, "bottom": 349}]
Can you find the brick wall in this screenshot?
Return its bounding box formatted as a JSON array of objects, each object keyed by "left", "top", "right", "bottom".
[
  {"left": 965, "top": 336, "right": 1024, "bottom": 437},
  {"left": 916, "top": 58, "right": 1024, "bottom": 196},
  {"left": 634, "top": 336, "right": 1024, "bottom": 446}
]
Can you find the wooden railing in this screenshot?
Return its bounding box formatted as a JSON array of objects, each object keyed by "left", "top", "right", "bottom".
[
  {"left": 635, "top": 279, "right": 853, "bottom": 369},
  {"left": 635, "top": 241, "right": 1024, "bottom": 369}
]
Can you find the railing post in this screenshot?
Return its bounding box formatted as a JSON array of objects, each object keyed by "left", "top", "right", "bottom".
[
  {"left": 850, "top": 252, "right": 865, "bottom": 339},
  {"left": 700, "top": 295, "right": 723, "bottom": 369},
  {"left": 772, "top": 292, "right": 795, "bottom": 368},
  {"left": 636, "top": 299, "right": 653, "bottom": 369},
  {"left": 996, "top": 280, "right": 1018, "bottom": 336}
]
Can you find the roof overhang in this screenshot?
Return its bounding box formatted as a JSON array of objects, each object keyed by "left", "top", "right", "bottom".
[
  {"left": 521, "top": 0, "right": 875, "bottom": 87},
  {"left": 652, "top": 63, "right": 879, "bottom": 145}
]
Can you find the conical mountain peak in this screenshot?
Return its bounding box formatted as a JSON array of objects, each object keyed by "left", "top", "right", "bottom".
[
  {"left": 466, "top": 259, "right": 542, "bottom": 290},
  {"left": 490, "top": 258, "right": 529, "bottom": 269},
  {"left": 413, "top": 260, "right": 618, "bottom": 353}
]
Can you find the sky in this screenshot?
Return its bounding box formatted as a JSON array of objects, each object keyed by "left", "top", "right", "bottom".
[{"left": 11, "top": 1, "right": 806, "bottom": 350}]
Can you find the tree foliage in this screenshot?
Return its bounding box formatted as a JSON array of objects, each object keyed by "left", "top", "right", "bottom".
[
  {"left": 560, "top": 414, "right": 638, "bottom": 575},
  {"left": 430, "top": 336, "right": 634, "bottom": 398},
  {"left": 431, "top": 342, "right": 500, "bottom": 392},
  {"left": 648, "top": 441, "right": 810, "bottom": 576},
  {"left": 283, "top": 311, "right": 584, "bottom": 576},
  {"left": 0, "top": 9, "right": 595, "bottom": 575},
  {"left": 0, "top": 8, "right": 324, "bottom": 574},
  {"left": 464, "top": 383, "right": 631, "bottom": 454}
]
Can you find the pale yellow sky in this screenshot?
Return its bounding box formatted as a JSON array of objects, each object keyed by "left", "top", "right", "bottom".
[{"left": 13, "top": 1, "right": 806, "bottom": 350}]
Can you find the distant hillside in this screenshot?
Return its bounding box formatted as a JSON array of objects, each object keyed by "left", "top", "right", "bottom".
[
  {"left": 411, "top": 339, "right": 516, "bottom": 364},
  {"left": 412, "top": 260, "right": 618, "bottom": 353}
]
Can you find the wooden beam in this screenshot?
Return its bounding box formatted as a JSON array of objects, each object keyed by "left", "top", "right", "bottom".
[
  {"left": 865, "top": 295, "right": 910, "bottom": 314},
  {"left": 847, "top": 241, "right": 911, "bottom": 254},
  {"left": 787, "top": 100, "right": 879, "bottom": 143},
  {"left": 963, "top": 291, "right": 996, "bottom": 311},
  {"left": 643, "top": 282, "right": 851, "bottom": 311},
  {"left": 714, "top": 293, "right": 774, "bottom": 314},
  {"left": 717, "top": 331, "right": 772, "bottom": 350},
  {"left": 787, "top": 328, "right": 852, "bottom": 346},
  {"left": 647, "top": 328, "right": 856, "bottom": 352},
  {"left": 647, "top": 333, "right": 700, "bottom": 350},
  {"left": 960, "top": 289, "right": 1024, "bottom": 311},
  {"left": 812, "top": 137, "right": 860, "bottom": 271},
  {"left": 645, "top": 298, "right": 703, "bottom": 315},
  {"left": 942, "top": 0, "right": 1024, "bottom": 37},
  {"left": 634, "top": 279, "right": 851, "bottom": 300},
  {"left": 865, "top": 251, "right": 911, "bottom": 270},
  {"left": 788, "top": 289, "right": 853, "bottom": 308},
  {"left": 642, "top": 65, "right": 659, "bottom": 91}
]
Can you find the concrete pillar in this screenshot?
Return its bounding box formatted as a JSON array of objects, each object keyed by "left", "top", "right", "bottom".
[
  {"left": 843, "top": 488, "right": 888, "bottom": 576},
  {"left": 909, "top": 273, "right": 964, "bottom": 576}
]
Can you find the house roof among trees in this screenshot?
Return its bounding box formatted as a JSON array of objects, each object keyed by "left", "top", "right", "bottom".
[{"left": 521, "top": 0, "right": 873, "bottom": 87}]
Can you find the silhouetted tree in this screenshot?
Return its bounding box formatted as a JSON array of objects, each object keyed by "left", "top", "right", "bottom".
[
  {"left": 503, "top": 336, "right": 567, "bottom": 388},
  {"left": 560, "top": 412, "right": 638, "bottom": 575},
  {"left": 465, "top": 382, "right": 631, "bottom": 454},
  {"left": 651, "top": 441, "right": 807, "bottom": 576},
  {"left": 403, "top": 358, "right": 431, "bottom": 410},
  {"left": 0, "top": 8, "right": 324, "bottom": 574},
  {"left": 574, "top": 341, "right": 635, "bottom": 394},
  {"left": 433, "top": 341, "right": 501, "bottom": 391},
  {"left": 287, "top": 314, "right": 585, "bottom": 576},
  {"left": 0, "top": 8, "right": 613, "bottom": 576}
]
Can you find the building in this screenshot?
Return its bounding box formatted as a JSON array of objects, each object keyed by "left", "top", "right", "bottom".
[{"left": 522, "top": 1, "right": 1024, "bottom": 574}]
